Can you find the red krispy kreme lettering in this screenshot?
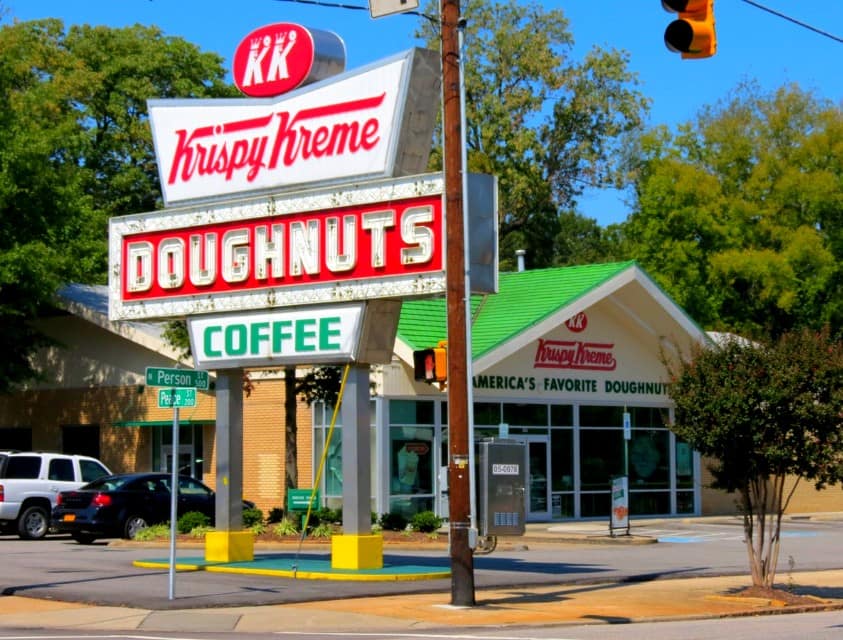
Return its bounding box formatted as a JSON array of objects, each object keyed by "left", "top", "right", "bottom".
[
  {"left": 167, "top": 94, "right": 385, "bottom": 187},
  {"left": 533, "top": 338, "right": 617, "bottom": 371}
]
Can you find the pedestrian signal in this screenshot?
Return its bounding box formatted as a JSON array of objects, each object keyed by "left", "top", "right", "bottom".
[{"left": 413, "top": 345, "right": 447, "bottom": 383}]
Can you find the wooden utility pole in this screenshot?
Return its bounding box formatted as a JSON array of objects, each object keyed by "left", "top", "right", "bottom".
[{"left": 441, "top": 0, "right": 475, "bottom": 607}]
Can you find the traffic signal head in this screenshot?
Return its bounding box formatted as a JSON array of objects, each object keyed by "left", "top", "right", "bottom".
[
  {"left": 662, "top": 0, "right": 716, "bottom": 59},
  {"left": 413, "top": 345, "right": 447, "bottom": 383}
]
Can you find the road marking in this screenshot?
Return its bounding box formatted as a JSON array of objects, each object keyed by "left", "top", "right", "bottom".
[{"left": 274, "top": 633, "right": 579, "bottom": 640}]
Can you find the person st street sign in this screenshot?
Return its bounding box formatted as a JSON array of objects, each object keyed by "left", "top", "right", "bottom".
[
  {"left": 145, "top": 367, "right": 209, "bottom": 390},
  {"left": 157, "top": 387, "right": 197, "bottom": 408}
]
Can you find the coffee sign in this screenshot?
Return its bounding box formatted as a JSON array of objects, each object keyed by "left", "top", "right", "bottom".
[{"left": 232, "top": 23, "right": 346, "bottom": 98}]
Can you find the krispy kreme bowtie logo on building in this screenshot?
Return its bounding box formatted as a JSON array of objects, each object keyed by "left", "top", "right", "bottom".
[
  {"left": 533, "top": 338, "right": 617, "bottom": 371},
  {"left": 233, "top": 23, "right": 346, "bottom": 98},
  {"left": 148, "top": 48, "right": 438, "bottom": 205}
]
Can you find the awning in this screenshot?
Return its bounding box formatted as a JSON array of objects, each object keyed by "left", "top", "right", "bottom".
[{"left": 112, "top": 420, "right": 215, "bottom": 428}]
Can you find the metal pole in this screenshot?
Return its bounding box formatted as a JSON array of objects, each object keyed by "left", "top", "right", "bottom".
[
  {"left": 168, "top": 393, "right": 179, "bottom": 600},
  {"left": 457, "top": 19, "right": 477, "bottom": 539},
  {"left": 442, "top": 0, "right": 475, "bottom": 607}
]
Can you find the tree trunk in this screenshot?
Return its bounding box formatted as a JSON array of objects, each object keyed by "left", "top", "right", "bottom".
[{"left": 284, "top": 366, "right": 298, "bottom": 492}]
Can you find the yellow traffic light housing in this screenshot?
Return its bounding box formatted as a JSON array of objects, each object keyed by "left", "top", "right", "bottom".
[
  {"left": 413, "top": 342, "right": 448, "bottom": 384},
  {"left": 663, "top": 0, "right": 716, "bottom": 59}
]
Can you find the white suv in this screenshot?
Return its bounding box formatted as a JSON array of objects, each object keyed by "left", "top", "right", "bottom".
[{"left": 0, "top": 452, "right": 111, "bottom": 539}]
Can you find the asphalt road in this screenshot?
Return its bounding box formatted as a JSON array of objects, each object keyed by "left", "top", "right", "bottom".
[{"left": 1, "top": 518, "right": 841, "bottom": 611}]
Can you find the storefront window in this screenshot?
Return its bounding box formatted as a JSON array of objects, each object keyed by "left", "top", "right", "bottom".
[
  {"left": 550, "top": 428, "right": 573, "bottom": 491},
  {"left": 391, "top": 399, "right": 434, "bottom": 425},
  {"left": 580, "top": 405, "right": 624, "bottom": 427},
  {"left": 579, "top": 428, "right": 624, "bottom": 490},
  {"left": 550, "top": 404, "right": 573, "bottom": 426},
  {"left": 631, "top": 491, "right": 670, "bottom": 515},
  {"left": 629, "top": 406, "right": 667, "bottom": 428},
  {"left": 580, "top": 491, "right": 610, "bottom": 518},
  {"left": 675, "top": 439, "right": 694, "bottom": 489},
  {"left": 503, "top": 403, "right": 548, "bottom": 426},
  {"left": 676, "top": 491, "right": 695, "bottom": 514},
  {"left": 629, "top": 429, "right": 669, "bottom": 489},
  {"left": 473, "top": 403, "right": 501, "bottom": 425},
  {"left": 388, "top": 400, "right": 435, "bottom": 503}
]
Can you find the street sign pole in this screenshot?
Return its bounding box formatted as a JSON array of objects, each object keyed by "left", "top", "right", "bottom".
[{"left": 168, "top": 391, "right": 179, "bottom": 600}]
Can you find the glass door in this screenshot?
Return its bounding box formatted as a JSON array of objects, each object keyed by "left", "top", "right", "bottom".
[
  {"left": 162, "top": 445, "right": 194, "bottom": 477},
  {"left": 514, "top": 435, "right": 551, "bottom": 520}
]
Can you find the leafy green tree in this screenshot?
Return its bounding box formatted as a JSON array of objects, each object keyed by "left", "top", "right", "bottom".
[
  {"left": 621, "top": 83, "right": 842, "bottom": 339},
  {"left": 417, "top": 0, "right": 647, "bottom": 269},
  {"left": 664, "top": 328, "right": 843, "bottom": 589},
  {"left": 0, "top": 17, "right": 236, "bottom": 392}
]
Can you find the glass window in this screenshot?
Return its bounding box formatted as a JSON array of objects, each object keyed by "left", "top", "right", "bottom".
[
  {"left": 5, "top": 455, "right": 41, "bottom": 479},
  {"left": 79, "top": 460, "right": 109, "bottom": 483},
  {"left": 629, "top": 430, "right": 670, "bottom": 488},
  {"left": 580, "top": 405, "right": 623, "bottom": 427},
  {"left": 550, "top": 404, "right": 573, "bottom": 426},
  {"left": 473, "top": 403, "right": 501, "bottom": 425},
  {"left": 503, "top": 403, "right": 547, "bottom": 426},
  {"left": 629, "top": 407, "right": 667, "bottom": 428},
  {"left": 630, "top": 491, "right": 670, "bottom": 515},
  {"left": 677, "top": 491, "right": 695, "bottom": 514},
  {"left": 389, "top": 426, "right": 434, "bottom": 495},
  {"left": 580, "top": 429, "right": 624, "bottom": 490},
  {"left": 551, "top": 493, "right": 574, "bottom": 518},
  {"left": 390, "top": 400, "right": 434, "bottom": 425},
  {"left": 675, "top": 439, "right": 694, "bottom": 488},
  {"left": 580, "top": 492, "right": 610, "bottom": 518},
  {"left": 550, "top": 429, "right": 574, "bottom": 491},
  {"left": 48, "top": 458, "right": 74, "bottom": 481}
]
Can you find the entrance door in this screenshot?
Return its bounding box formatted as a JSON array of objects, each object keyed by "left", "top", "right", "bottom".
[
  {"left": 514, "top": 436, "right": 550, "bottom": 520},
  {"left": 163, "top": 445, "right": 194, "bottom": 477}
]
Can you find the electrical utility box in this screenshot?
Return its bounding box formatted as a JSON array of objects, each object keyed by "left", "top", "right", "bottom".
[{"left": 476, "top": 438, "right": 526, "bottom": 537}]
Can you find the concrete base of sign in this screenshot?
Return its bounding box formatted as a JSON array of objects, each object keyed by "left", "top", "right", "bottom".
[
  {"left": 205, "top": 530, "right": 255, "bottom": 562},
  {"left": 331, "top": 534, "right": 383, "bottom": 569}
]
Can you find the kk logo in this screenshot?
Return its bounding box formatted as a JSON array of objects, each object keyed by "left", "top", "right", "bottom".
[{"left": 232, "top": 23, "right": 346, "bottom": 98}]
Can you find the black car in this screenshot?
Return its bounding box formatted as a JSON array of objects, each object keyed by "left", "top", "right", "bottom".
[{"left": 52, "top": 472, "right": 237, "bottom": 544}]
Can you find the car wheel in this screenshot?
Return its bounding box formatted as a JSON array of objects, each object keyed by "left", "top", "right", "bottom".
[
  {"left": 123, "top": 515, "right": 149, "bottom": 539},
  {"left": 71, "top": 533, "right": 97, "bottom": 545},
  {"left": 17, "top": 505, "right": 49, "bottom": 540}
]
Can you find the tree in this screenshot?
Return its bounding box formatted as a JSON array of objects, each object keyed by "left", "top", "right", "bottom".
[
  {"left": 664, "top": 328, "right": 843, "bottom": 589},
  {"left": 417, "top": 0, "right": 647, "bottom": 269},
  {"left": 621, "top": 83, "right": 843, "bottom": 340},
  {"left": 0, "top": 17, "right": 236, "bottom": 392}
]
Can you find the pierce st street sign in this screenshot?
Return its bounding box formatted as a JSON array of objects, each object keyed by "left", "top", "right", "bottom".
[
  {"left": 157, "top": 387, "right": 197, "bottom": 408},
  {"left": 145, "top": 367, "right": 209, "bottom": 390}
]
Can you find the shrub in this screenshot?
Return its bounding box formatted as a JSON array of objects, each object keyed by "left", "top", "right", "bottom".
[
  {"left": 243, "top": 506, "right": 264, "bottom": 528},
  {"left": 133, "top": 523, "right": 169, "bottom": 541},
  {"left": 309, "top": 522, "right": 334, "bottom": 538},
  {"left": 272, "top": 518, "right": 299, "bottom": 536},
  {"left": 378, "top": 511, "right": 408, "bottom": 531},
  {"left": 190, "top": 525, "right": 215, "bottom": 539},
  {"left": 410, "top": 510, "right": 443, "bottom": 533},
  {"left": 267, "top": 507, "right": 285, "bottom": 524},
  {"left": 314, "top": 506, "right": 341, "bottom": 525},
  {"left": 177, "top": 510, "right": 210, "bottom": 534}
]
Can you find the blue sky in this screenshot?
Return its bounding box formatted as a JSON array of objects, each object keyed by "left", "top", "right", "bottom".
[{"left": 6, "top": 0, "right": 842, "bottom": 226}]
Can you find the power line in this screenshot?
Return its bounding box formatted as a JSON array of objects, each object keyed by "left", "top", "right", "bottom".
[{"left": 739, "top": 0, "right": 843, "bottom": 44}]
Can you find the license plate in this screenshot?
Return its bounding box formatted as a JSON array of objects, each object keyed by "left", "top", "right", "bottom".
[{"left": 62, "top": 514, "right": 76, "bottom": 522}]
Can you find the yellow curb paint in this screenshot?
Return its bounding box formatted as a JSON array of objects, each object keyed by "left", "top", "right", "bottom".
[
  {"left": 331, "top": 533, "right": 384, "bottom": 570},
  {"left": 133, "top": 560, "right": 201, "bottom": 571},
  {"left": 205, "top": 565, "right": 451, "bottom": 582},
  {"left": 205, "top": 530, "right": 255, "bottom": 562}
]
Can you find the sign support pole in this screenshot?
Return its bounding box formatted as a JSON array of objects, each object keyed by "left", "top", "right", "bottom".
[
  {"left": 168, "top": 391, "right": 179, "bottom": 600},
  {"left": 442, "top": 0, "right": 475, "bottom": 606}
]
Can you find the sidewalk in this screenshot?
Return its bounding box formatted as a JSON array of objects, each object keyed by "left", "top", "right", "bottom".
[{"left": 0, "top": 570, "right": 841, "bottom": 633}]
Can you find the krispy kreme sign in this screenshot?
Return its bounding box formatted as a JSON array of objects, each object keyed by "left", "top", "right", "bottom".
[
  {"left": 109, "top": 173, "right": 458, "bottom": 321},
  {"left": 148, "top": 48, "right": 438, "bottom": 205},
  {"left": 232, "top": 23, "right": 346, "bottom": 98}
]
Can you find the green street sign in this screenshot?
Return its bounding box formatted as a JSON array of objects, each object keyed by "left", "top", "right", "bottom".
[
  {"left": 157, "top": 387, "right": 197, "bottom": 408},
  {"left": 146, "top": 367, "right": 209, "bottom": 390}
]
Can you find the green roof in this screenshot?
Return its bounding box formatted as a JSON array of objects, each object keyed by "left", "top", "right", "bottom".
[{"left": 397, "top": 261, "right": 636, "bottom": 359}]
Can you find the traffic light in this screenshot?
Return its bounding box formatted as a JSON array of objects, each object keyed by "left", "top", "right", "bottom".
[
  {"left": 413, "top": 343, "right": 448, "bottom": 383},
  {"left": 662, "top": 0, "right": 716, "bottom": 59}
]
